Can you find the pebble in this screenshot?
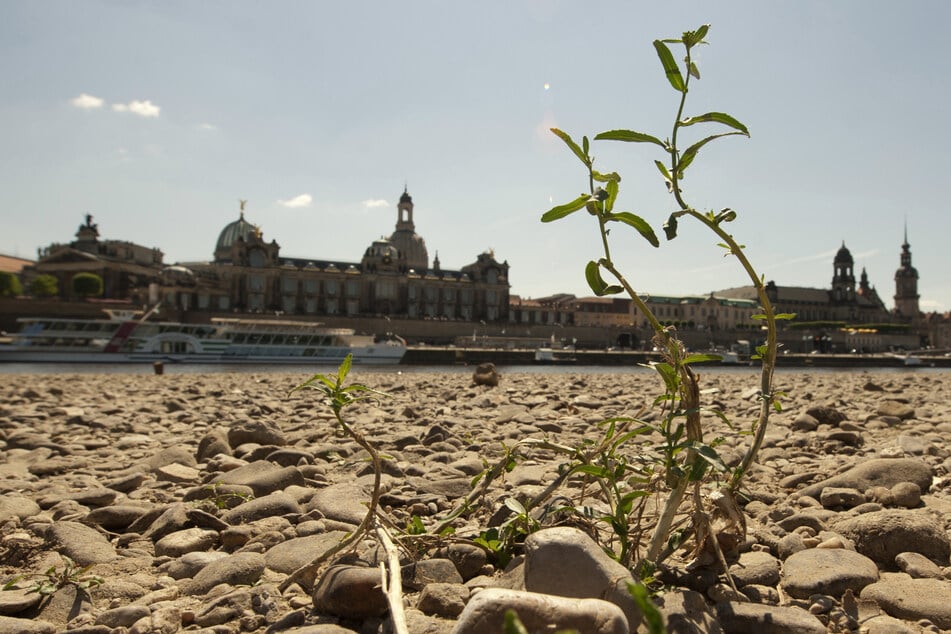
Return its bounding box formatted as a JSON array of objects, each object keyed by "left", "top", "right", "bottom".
[{"left": 0, "top": 370, "right": 950, "bottom": 632}]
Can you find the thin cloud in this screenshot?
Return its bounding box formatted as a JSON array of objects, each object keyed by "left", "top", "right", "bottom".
[
  {"left": 71, "top": 93, "right": 104, "bottom": 109},
  {"left": 112, "top": 100, "right": 161, "bottom": 118},
  {"left": 197, "top": 122, "right": 217, "bottom": 131},
  {"left": 279, "top": 194, "right": 313, "bottom": 209},
  {"left": 363, "top": 199, "right": 389, "bottom": 209}
]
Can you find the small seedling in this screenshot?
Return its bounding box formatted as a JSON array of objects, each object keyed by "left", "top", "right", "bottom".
[{"left": 27, "top": 556, "right": 103, "bottom": 596}]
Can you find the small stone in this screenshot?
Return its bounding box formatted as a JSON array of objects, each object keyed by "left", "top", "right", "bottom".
[
  {"left": 896, "top": 552, "right": 944, "bottom": 579},
  {"left": 891, "top": 481, "right": 922, "bottom": 508}
]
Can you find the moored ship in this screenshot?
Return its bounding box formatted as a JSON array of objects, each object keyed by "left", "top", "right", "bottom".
[{"left": 0, "top": 310, "right": 405, "bottom": 365}]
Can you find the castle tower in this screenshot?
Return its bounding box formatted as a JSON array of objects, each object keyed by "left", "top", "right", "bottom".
[
  {"left": 894, "top": 227, "right": 920, "bottom": 318},
  {"left": 831, "top": 242, "right": 855, "bottom": 302}
]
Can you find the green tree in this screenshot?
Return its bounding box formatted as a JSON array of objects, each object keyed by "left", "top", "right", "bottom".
[
  {"left": 0, "top": 272, "right": 23, "bottom": 297},
  {"left": 30, "top": 274, "right": 58, "bottom": 297},
  {"left": 72, "top": 272, "right": 103, "bottom": 298}
]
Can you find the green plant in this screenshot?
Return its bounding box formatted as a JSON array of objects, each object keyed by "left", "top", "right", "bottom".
[
  {"left": 27, "top": 556, "right": 103, "bottom": 596},
  {"left": 72, "top": 272, "right": 104, "bottom": 298},
  {"left": 194, "top": 482, "right": 254, "bottom": 511},
  {"left": 0, "top": 271, "right": 22, "bottom": 297},
  {"left": 278, "top": 354, "right": 388, "bottom": 592},
  {"left": 30, "top": 274, "right": 58, "bottom": 297},
  {"left": 541, "top": 25, "right": 789, "bottom": 568}
]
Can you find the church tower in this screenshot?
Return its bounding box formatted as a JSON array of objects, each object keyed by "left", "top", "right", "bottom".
[
  {"left": 831, "top": 242, "right": 855, "bottom": 302},
  {"left": 388, "top": 188, "right": 429, "bottom": 272},
  {"left": 894, "top": 227, "right": 920, "bottom": 319}
]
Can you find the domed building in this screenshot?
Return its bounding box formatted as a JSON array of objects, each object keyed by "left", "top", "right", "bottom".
[
  {"left": 716, "top": 239, "right": 920, "bottom": 352},
  {"left": 170, "top": 191, "right": 510, "bottom": 322},
  {"left": 389, "top": 189, "right": 429, "bottom": 273}
]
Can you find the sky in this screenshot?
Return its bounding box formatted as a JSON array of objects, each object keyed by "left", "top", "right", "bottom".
[{"left": 2, "top": 1, "right": 950, "bottom": 313}]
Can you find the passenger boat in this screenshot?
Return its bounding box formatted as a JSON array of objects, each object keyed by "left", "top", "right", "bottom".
[{"left": 0, "top": 309, "right": 406, "bottom": 365}]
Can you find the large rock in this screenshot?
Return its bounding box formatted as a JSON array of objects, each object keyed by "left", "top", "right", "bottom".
[
  {"left": 180, "top": 552, "right": 266, "bottom": 595},
  {"left": 861, "top": 576, "right": 951, "bottom": 629},
  {"left": 312, "top": 565, "right": 388, "bottom": 620},
  {"left": 451, "top": 587, "right": 628, "bottom": 634},
  {"left": 715, "top": 601, "right": 826, "bottom": 633},
  {"left": 797, "top": 458, "right": 932, "bottom": 499},
  {"left": 834, "top": 509, "right": 951, "bottom": 567},
  {"left": 523, "top": 526, "right": 641, "bottom": 629},
  {"left": 781, "top": 548, "right": 879, "bottom": 599},
  {"left": 46, "top": 521, "right": 117, "bottom": 565}
]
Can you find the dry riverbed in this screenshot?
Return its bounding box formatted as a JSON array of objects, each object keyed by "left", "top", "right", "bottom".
[{"left": 1, "top": 369, "right": 950, "bottom": 633}]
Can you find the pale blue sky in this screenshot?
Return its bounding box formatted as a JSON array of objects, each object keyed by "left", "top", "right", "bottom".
[{"left": 2, "top": 1, "right": 949, "bottom": 312}]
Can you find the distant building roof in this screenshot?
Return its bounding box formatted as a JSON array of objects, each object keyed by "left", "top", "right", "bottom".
[{"left": 0, "top": 254, "right": 33, "bottom": 274}]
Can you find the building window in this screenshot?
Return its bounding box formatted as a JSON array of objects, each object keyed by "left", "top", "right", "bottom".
[
  {"left": 218, "top": 296, "right": 230, "bottom": 310},
  {"left": 198, "top": 294, "right": 210, "bottom": 309},
  {"left": 249, "top": 274, "right": 265, "bottom": 292},
  {"left": 282, "top": 276, "right": 297, "bottom": 293},
  {"left": 346, "top": 280, "right": 359, "bottom": 297},
  {"left": 305, "top": 298, "right": 317, "bottom": 313},
  {"left": 347, "top": 299, "right": 359, "bottom": 315},
  {"left": 304, "top": 279, "right": 318, "bottom": 294},
  {"left": 325, "top": 280, "right": 338, "bottom": 296},
  {"left": 249, "top": 250, "right": 266, "bottom": 268},
  {"left": 376, "top": 280, "right": 396, "bottom": 299},
  {"left": 282, "top": 296, "right": 296, "bottom": 313},
  {"left": 326, "top": 299, "right": 338, "bottom": 314}
]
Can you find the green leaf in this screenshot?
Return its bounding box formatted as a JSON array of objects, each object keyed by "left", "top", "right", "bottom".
[
  {"left": 682, "top": 24, "right": 710, "bottom": 49},
  {"left": 683, "top": 353, "right": 722, "bottom": 364},
  {"left": 692, "top": 443, "right": 729, "bottom": 472},
  {"left": 688, "top": 61, "right": 701, "bottom": 80},
  {"left": 653, "top": 40, "right": 685, "bottom": 92},
  {"left": 678, "top": 132, "right": 749, "bottom": 176},
  {"left": 604, "top": 179, "right": 619, "bottom": 213},
  {"left": 604, "top": 212, "right": 659, "bottom": 247},
  {"left": 541, "top": 194, "right": 589, "bottom": 222},
  {"left": 550, "top": 128, "right": 589, "bottom": 166},
  {"left": 337, "top": 354, "right": 352, "bottom": 383},
  {"left": 575, "top": 464, "right": 614, "bottom": 479},
  {"left": 776, "top": 312, "right": 797, "bottom": 320},
  {"left": 592, "top": 170, "right": 621, "bottom": 183},
  {"left": 680, "top": 111, "right": 749, "bottom": 136},
  {"left": 504, "top": 497, "right": 528, "bottom": 516},
  {"left": 595, "top": 129, "right": 666, "bottom": 148},
  {"left": 585, "top": 261, "right": 623, "bottom": 296}
]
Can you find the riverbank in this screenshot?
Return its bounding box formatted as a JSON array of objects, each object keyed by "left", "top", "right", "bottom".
[
  {"left": 1, "top": 370, "right": 950, "bottom": 632},
  {"left": 403, "top": 345, "right": 951, "bottom": 368}
]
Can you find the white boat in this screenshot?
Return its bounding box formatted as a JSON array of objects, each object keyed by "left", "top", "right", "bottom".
[{"left": 0, "top": 310, "right": 406, "bottom": 365}]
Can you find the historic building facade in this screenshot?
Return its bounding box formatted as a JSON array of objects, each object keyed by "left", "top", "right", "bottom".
[
  {"left": 22, "top": 192, "right": 512, "bottom": 324},
  {"left": 24, "top": 214, "right": 165, "bottom": 301},
  {"left": 12, "top": 209, "right": 949, "bottom": 351}
]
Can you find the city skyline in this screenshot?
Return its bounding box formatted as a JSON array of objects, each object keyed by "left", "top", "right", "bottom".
[{"left": 1, "top": 2, "right": 949, "bottom": 312}]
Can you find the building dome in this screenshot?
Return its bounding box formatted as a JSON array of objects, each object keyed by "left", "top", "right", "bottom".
[
  {"left": 834, "top": 242, "right": 853, "bottom": 264},
  {"left": 362, "top": 238, "right": 401, "bottom": 272},
  {"left": 390, "top": 230, "right": 428, "bottom": 271},
  {"left": 216, "top": 212, "right": 255, "bottom": 255}
]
